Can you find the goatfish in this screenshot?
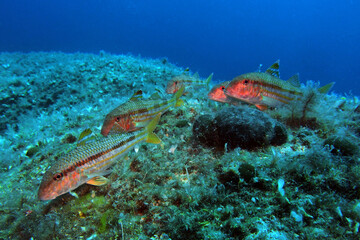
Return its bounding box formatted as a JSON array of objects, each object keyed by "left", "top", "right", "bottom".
[
  {"left": 38, "top": 114, "right": 162, "bottom": 201},
  {"left": 208, "top": 81, "right": 240, "bottom": 105},
  {"left": 224, "top": 60, "right": 334, "bottom": 110},
  {"left": 101, "top": 86, "right": 185, "bottom": 137},
  {"left": 166, "top": 71, "right": 213, "bottom": 94}
]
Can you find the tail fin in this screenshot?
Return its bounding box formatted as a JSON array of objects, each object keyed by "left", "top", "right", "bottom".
[
  {"left": 174, "top": 85, "right": 185, "bottom": 107},
  {"left": 318, "top": 82, "right": 335, "bottom": 94},
  {"left": 145, "top": 113, "right": 161, "bottom": 144}
]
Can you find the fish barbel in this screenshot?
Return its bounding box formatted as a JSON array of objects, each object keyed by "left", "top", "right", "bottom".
[
  {"left": 101, "top": 86, "right": 184, "bottom": 137},
  {"left": 38, "top": 114, "right": 162, "bottom": 201}
]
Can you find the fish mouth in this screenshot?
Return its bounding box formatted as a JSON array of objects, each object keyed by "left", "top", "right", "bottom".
[
  {"left": 101, "top": 120, "right": 113, "bottom": 136},
  {"left": 38, "top": 187, "right": 56, "bottom": 201},
  {"left": 207, "top": 92, "right": 215, "bottom": 100}
]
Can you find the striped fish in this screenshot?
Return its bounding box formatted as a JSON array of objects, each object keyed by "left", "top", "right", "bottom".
[
  {"left": 101, "top": 86, "right": 184, "bottom": 137},
  {"left": 38, "top": 114, "right": 162, "bottom": 201},
  {"left": 166, "top": 72, "right": 213, "bottom": 94},
  {"left": 224, "top": 60, "right": 304, "bottom": 110},
  {"left": 208, "top": 81, "right": 240, "bottom": 105}
]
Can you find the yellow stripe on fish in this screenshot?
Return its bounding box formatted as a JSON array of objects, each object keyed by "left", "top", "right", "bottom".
[
  {"left": 38, "top": 114, "right": 162, "bottom": 201},
  {"left": 101, "top": 86, "right": 184, "bottom": 136}
]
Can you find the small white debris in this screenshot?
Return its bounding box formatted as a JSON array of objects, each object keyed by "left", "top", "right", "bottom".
[
  {"left": 336, "top": 206, "right": 343, "bottom": 218},
  {"left": 168, "top": 144, "right": 177, "bottom": 154},
  {"left": 290, "top": 210, "right": 303, "bottom": 222},
  {"left": 2, "top": 64, "right": 10, "bottom": 69},
  {"left": 134, "top": 145, "right": 139, "bottom": 153},
  {"left": 277, "top": 178, "right": 285, "bottom": 196}
]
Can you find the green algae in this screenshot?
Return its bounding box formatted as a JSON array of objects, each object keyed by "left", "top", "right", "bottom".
[
  {"left": 98, "top": 210, "right": 110, "bottom": 233},
  {"left": 67, "top": 193, "right": 109, "bottom": 214}
]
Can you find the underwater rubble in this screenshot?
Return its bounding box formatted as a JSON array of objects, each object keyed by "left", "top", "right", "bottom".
[{"left": 1, "top": 52, "right": 360, "bottom": 239}]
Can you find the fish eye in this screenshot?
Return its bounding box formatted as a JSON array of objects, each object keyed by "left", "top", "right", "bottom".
[
  {"left": 174, "top": 81, "right": 178, "bottom": 85},
  {"left": 115, "top": 117, "right": 120, "bottom": 122},
  {"left": 243, "top": 79, "right": 249, "bottom": 85},
  {"left": 53, "top": 172, "right": 64, "bottom": 181},
  {"left": 221, "top": 86, "right": 225, "bottom": 90}
]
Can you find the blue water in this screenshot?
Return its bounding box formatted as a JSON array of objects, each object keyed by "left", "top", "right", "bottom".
[{"left": 1, "top": 0, "right": 359, "bottom": 95}]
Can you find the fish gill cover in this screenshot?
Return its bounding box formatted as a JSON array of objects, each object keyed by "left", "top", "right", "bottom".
[{"left": 0, "top": 1, "right": 360, "bottom": 240}]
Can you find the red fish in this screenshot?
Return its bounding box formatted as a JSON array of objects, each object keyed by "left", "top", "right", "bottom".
[
  {"left": 224, "top": 60, "right": 304, "bottom": 110},
  {"left": 225, "top": 60, "right": 334, "bottom": 110},
  {"left": 101, "top": 86, "right": 184, "bottom": 136},
  {"left": 38, "top": 114, "right": 162, "bottom": 200},
  {"left": 208, "top": 81, "right": 230, "bottom": 103}
]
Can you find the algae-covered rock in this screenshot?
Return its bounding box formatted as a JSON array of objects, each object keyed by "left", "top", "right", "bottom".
[
  {"left": 26, "top": 146, "right": 40, "bottom": 157},
  {"left": 218, "top": 169, "right": 240, "bottom": 191},
  {"left": 238, "top": 163, "right": 256, "bottom": 182},
  {"left": 193, "top": 114, "right": 217, "bottom": 147},
  {"left": 324, "top": 135, "right": 359, "bottom": 156},
  {"left": 61, "top": 133, "right": 77, "bottom": 144},
  {"left": 193, "top": 106, "right": 288, "bottom": 150},
  {"left": 175, "top": 119, "right": 189, "bottom": 128}
]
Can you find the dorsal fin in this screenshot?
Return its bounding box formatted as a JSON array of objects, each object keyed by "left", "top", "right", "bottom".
[
  {"left": 77, "top": 129, "right": 95, "bottom": 146},
  {"left": 130, "top": 90, "right": 143, "bottom": 101},
  {"left": 265, "top": 60, "right": 280, "bottom": 78},
  {"left": 318, "top": 82, "right": 335, "bottom": 94},
  {"left": 205, "top": 73, "right": 213, "bottom": 87},
  {"left": 192, "top": 72, "right": 200, "bottom": 79},
  {"left": 287, "top": 73, "right": 300, "bottom": 88},
  {"left": 150, "top": 92, "right": 162, "bottom": 100}
]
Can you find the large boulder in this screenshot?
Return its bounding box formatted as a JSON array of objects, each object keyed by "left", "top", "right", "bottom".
[{"left": 193, "top": 106, "right": 287, "bottom": 150}]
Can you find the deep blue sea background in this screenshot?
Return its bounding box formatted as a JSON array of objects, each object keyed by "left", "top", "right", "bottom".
[{"left": 0, "top": 0, "right": 359, "bottom": 95}]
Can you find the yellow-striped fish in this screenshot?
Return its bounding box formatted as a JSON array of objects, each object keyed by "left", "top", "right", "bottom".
[
  {"left": 101, "top": 86, "right": 184, "bottom": 137},
  {"left": 224, "top": 60, "right": 334, "bottom": 110},
  {"left": 38, "top": 114, "right": 162, "bottom": 201},
  {"left": 208, "top": 81, "right": 240, "bottom": 105},
  {"left": 166, "top": 72, "right": 213, "bottom": 94}
]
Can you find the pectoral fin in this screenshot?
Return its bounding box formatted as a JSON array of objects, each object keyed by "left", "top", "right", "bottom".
[
  {"left": 175, "top": 98, "right": 184, "bottom": 107},
  {"left": 77, "top": 129, "right": 95, "bottom": 146},
  {"left": 87, "top": 176, "right": 109, "bottom": 186},
  {"left": 255, "top": 104, "right": 268, "bottom": 111},
  {"left": 147, "top": 133, "right": 161, "bottom": 144}
]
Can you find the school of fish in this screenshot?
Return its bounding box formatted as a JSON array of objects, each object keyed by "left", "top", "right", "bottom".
[{"left": 38, "top": 61, "right": 335, "bottom": 200}]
